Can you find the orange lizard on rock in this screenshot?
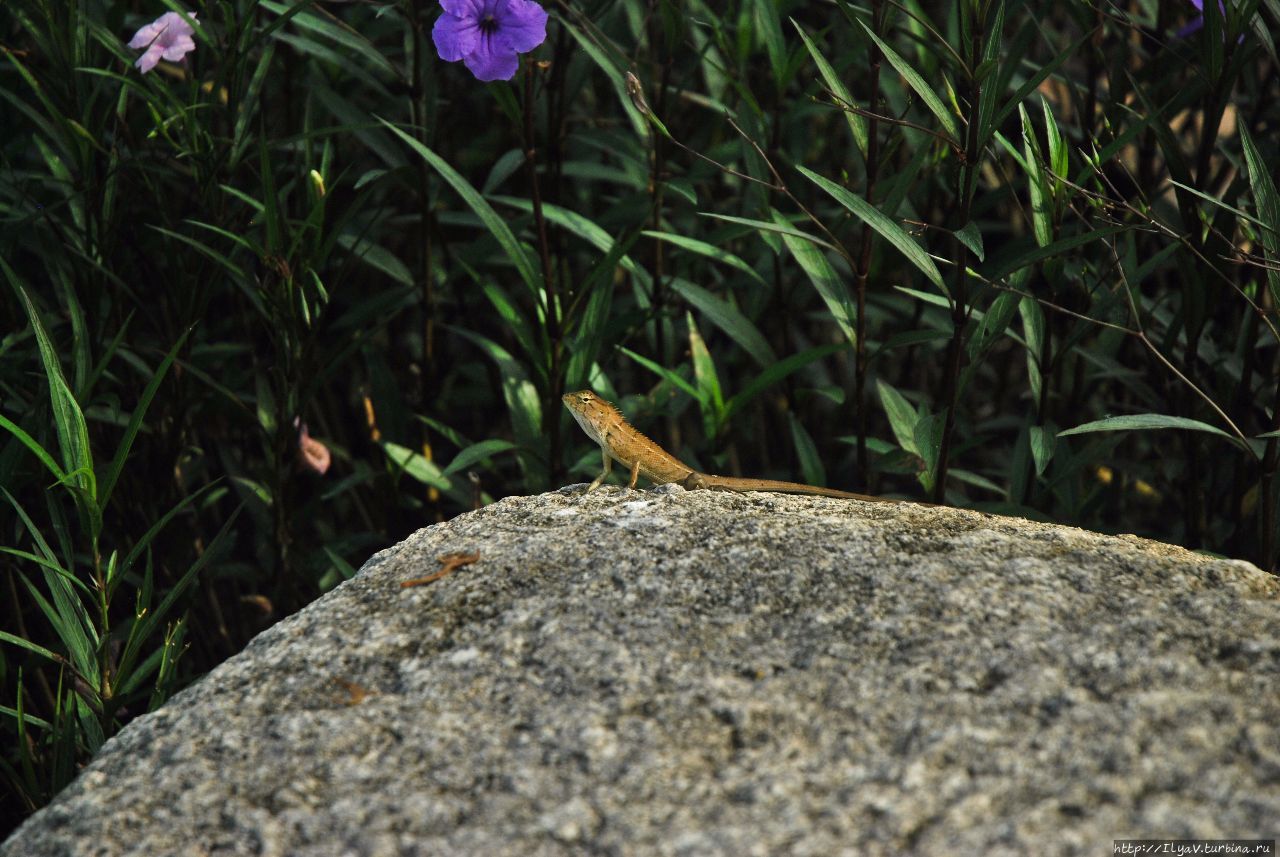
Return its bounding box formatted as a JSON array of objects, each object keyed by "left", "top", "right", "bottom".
[{"left": 562, "top": 390, "right": 896, "bottom": 503}]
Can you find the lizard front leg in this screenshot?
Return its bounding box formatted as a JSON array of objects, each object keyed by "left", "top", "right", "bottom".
[{"left": 588, "top": 448, "right": 612, "bottom": 491}]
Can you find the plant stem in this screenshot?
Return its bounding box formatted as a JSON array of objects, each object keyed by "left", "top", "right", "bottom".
[
  {"left": 932, "top": 5, "right": 985, "bottom": 504},
  {"left": 523, "top": 63, "right": 561, "bottom": 485},
  {"left": 854, "top": 0, "right": 885, "bottom": 489}
]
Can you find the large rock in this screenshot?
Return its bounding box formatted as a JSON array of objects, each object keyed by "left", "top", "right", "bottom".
[{"left": 3, "top": 487, "right": 1278, "bottom": 856}]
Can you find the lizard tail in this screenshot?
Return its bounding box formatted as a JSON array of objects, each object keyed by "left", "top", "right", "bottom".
[{"left": 683, "top": 472, "right": 888, "bottom": 502}]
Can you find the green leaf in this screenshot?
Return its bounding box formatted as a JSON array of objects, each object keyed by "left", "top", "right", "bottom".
[
  {"left": 233, "top": 43, "right": 277, "bottom": 161},
  {"left": 686, "top": 313, "right": 724, "bottom": 438},
  {"left": 950, "top": 468, "right": 1004, "bottom": 495},
  {"left": 751, "top": 0, "right": 788, "bottom": 89},
  {"left": 148, "top": 226, "right": 250, "bottom": 285},
  {"left": 381, "top": 120, "right": 541, "bottom": 295},
  {"left": 13, "top": 569, "right": 97, "bottom": 687},
  {"left": 0, "top": 413, "right": 66, "bottom": 484},
  {"left": 971, "top": 0, "right": 1006, "bottom": 167},
  {"left": 792, "top": 19, "right": 867, "bottom": 156},
  {"left": 115, "top": 506, "right": 243, "bottom": 693},
  {"left": 913, "top": 412, "right": 944, "bottom": 492},
  {"left": 774, "top": 211, "right": 858, "bottom": 345},
  {"left": 642, "top": 230, "right": 766, "bottom": 287},
  {"left": 965, "top": 290, "right": 1020, "bottom": 362},
  {"left": 1042, "top": 96, "right": 1068, "bottom": 188},
  {"left": 0, "top": 629, "right": 64, "bottom": 665},
  {"left": 797, "top": 166, "right": 944, "bottom": 289},
  {"left": 492, "top": 195, "right": 650, "bottom": 287},
  {"left": 987, "top": 27, "right": 1093, "bottom": 146},
  {"left": 442, "top": 439, "right": 519, "bottom": 477},
  {"left": 1018, "top": 296, "right": 1046, "bottom": 412},
  {"left": 617, "top": 346, "right": 702, "bottom": 402},
  {"left": 259, "top": 0, "right": 397, "bottom": 78},
  {"left": 1058, "top": 415, "right": 1236, "bottom": 441},
  {"left": 1020, "top": 102, "right": 1053, "bottom": 249},
  {"left": 564, "top": 231, "right": 636, "bottom": 390},
  {"left": 787, "top": 412, "right": 825, "bottom": 487},
  {"left": 892, "top": 286, "right": 951, "bottom": 310},
  {"left": 723, "top": 343, "right": 848, "bottom": 422},
  {"left": 0, "top": 548, "right": 92, "bottom": 597},
  {"left": 476, "top": 274, "right": 546, "bottom": 383},
  {"left": 4, "top": 268, "right": 95, "bottom": 506},
  {"left": 120, "top": 482, "right": 221, "bottom": 582},
  {"left": 99, "top": 328, "right": 192, "bottom": 509},
  {"left": 482, "top": 149, "right": 526, "bottom": 195},
  {"left": 668, "top": 278, "right": 776, "bottom": 367},
  {"left": 1029, "top": 425, "right": 1054, "bottom": 476},
  {"left": 382, "top": 441, "right": 452, "bottom": 492},
  {"left": 857, "top": 21, "right": 960, "bottom": 142},
  {"left": 335, "top": 233, "right": 414, "bottom": 286},
  {"left": 985, "top": 224, "right": 1128, "bottom": 285},
  {"left": 560, "top": 19, "right": 648, "bottom": 139},
  {"left": 0, "top": 700, "right": 53, "bottom": 732},
  {"left": 700, "top": 212, "right": 838, "bottom": 252},
  {"left": 953, "top": 222, "right": 984, "bottom": 262},
  {"left": 448, "top": 327, "right": 544, "bottom": 478},
  {"left": 1239, "top": 124, "right": 1280, "bottom": 307},
  {"left": 876, "top": 380, "right": 920, "bottom": 455}
]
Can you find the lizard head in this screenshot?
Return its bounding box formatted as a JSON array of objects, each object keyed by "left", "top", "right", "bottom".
[{"left": 562, "top": 390, "right": 611, "bottom": 443}]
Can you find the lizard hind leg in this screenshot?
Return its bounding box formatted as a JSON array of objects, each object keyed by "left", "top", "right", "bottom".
[
  {"left": 587, "top": 449, "right": 612, "bottom": 492},
  {"left": 628, "top": 459, "right": 640, "bottom": 490},
  {"left": 683, "top": 472, "right": 738, "bottom": 493}
]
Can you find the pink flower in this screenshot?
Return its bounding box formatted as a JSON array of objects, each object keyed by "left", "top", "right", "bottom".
[
  {"left": 127, "top": 12, "right": 197, "bottom": 74},
  {"left": 298, "top": 423, "right": 331, "bottom": 476}
]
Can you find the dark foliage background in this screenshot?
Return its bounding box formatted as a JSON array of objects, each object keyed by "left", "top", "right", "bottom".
[{"left": 2, "top": 0, "right": 1277, "bottom": 834}]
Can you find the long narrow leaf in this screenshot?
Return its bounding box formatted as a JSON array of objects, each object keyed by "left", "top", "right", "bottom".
[
  {"left": 381, "top": 120, "right": 542, "bottom": 295},
  {"left": 700, "top": 213, "right": 838, "bottom": 252},
  {"left": 797, "top": 166, "right": 945, "bottom": 289},
  {"left": 775, "top": 211, "right": 858, "bottom": 344},
  {"left": 642, "top": 231, "right": 766, "bottom": 286},
  {"left": 99, "top": 328, "right": 192, "bottom": 508},
  {"left": 858, "top": 22, "right": 960, "bottom": 142},
  {"left": 0, "top": 629, "right": 64, "bottom": 665},
  {"left": 669, "top": 278, "right": 776, "bottom": 367},
  {"left": 617, "top": 346, "right": 702, "bottom": 402},
  {"left": 493, "top": 195, "right": 650, "bottom": 288},
  {"left": 985, "top": 224, "right": 1128, "bottom": 285},
  {"left": 1058, "top": 414, "right": 1237, "bottom": 442},
  {"left": 4, "top": 268, "right": 95, "bottom": 502},
  {"left": 0, "top": 548, "right": 92, "bottom": 596},
  {"left": 724, "top": 343, "right": 847, "bottom": 422},
  {"left": 1239, "top": 125, "right": 1280, "bottom": 306},
  {"left": 0, "top": 414, "right": 66, "bottom": 483},
  {"left": 792, "top": 19, "right": 868, "bottom": 156},
  {"left": 442, "top": 439, "right": 519, "bottom": 477},
  {"left": 114, "top": 505, "right": 243, "bottom": 687},
  {"left": 787, "top": 412, "right": 825, "bottom": 487}
]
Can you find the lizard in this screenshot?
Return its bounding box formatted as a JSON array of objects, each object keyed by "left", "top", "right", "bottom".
[{"left": 562, "top": 389, "right": 897, "bottom": 503}]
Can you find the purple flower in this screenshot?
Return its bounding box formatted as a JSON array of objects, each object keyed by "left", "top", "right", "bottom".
[
  {"left": 432, "top": 0, "right": 548, "bottom": 82},
  {"left": 1176, "top": 0, "right": 1238, "bottom": 40},
  {"left": 127, "top": 11, "right": 197, "bottom": 74}
]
